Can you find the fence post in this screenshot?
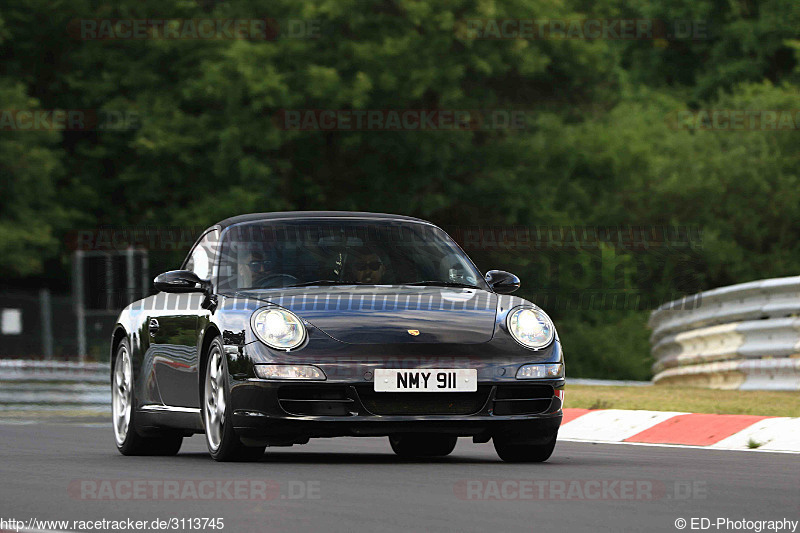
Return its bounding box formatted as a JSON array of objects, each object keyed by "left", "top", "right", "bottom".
[
  {"left": 142, "top": 251, "right": 150, "bottom": 298},
  {"left": 126, "top": 247, "right": 135, "bottom": 305},
  {"left": 105, "top": 251, "right": 113, "bottom": 310},
  {"left": 74, "top": 250, "right": 86, "bottom": 362},
  {"left": 39, "top": 288, "right": 53, "bottom": 359}
]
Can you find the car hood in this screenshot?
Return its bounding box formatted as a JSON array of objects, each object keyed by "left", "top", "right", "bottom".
[{"left": 233, "top": 286, "right": 498, "bottom": 344}]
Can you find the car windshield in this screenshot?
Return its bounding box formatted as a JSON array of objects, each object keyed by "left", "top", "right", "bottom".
[{"left": 216, "top": 219, "right": 487, "bottom": 291}]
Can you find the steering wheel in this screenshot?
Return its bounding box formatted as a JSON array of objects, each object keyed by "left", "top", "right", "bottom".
[{"left": 256, "top": 273, "right": 299, "bottom": 288}]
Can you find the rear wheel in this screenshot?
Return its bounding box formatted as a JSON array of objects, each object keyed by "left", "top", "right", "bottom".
[
  {"left": 389, "top": 434, "right": 457, "bottom": 457},
  {"left": 203, "top": 337, "right": 265, "bottom": 462},
  {"left": 112, "top": 338, "right": 182, "bottom": 456},
  {"left": 493, "top": 433, "right": 557, "bottom": 463}
]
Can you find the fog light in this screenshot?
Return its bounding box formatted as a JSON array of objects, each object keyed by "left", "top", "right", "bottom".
[
  {"left": 254, "top": 365, "right": 326, "bottom": 380},
  {"left": 516, "top": 363, "right": 563, "bottom": 379}
]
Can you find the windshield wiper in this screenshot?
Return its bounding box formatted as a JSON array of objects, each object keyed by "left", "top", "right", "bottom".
[
  {"left": 285, "top": 280, "right": 371, "bottom": 288},
  {"left": 404, "top": 281, "right": 482, "bottom": 290}
]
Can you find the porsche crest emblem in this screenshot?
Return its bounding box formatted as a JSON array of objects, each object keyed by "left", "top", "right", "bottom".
[{"left": 407, "top": 329, "right": 420, "bottom": 336}]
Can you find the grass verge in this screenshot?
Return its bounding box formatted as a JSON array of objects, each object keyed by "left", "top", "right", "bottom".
[{"left": 566, "top": 385, "right": 800, "bottom": 417}]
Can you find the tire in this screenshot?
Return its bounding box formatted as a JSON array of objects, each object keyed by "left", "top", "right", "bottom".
[
  {"left": 493, "top": 433, "right": 557, "bottom": 463},
  {"left": 112, "top": 338, "right": 183, "bottom": 456},
  {"left": 389, "top": 434, "right": 457, "bottom": 458},
  {"left": 203, "top": 337, "right": 265, "bottom": 462}
]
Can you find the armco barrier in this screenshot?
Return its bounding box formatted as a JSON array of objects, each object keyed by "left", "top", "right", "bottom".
[
  {"left": 0, "top": 359, "right": 109, "bottom": 382},
  {"left": 649, "top": 276, "right": 800, "bottom": 390},
  {"left": 0, "top": 360, "right": 109, "bottom": 412}
]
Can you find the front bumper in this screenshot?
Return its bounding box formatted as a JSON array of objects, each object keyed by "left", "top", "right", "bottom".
[{"left": 229, "top": 378, "right": 564, "bottom": 443}]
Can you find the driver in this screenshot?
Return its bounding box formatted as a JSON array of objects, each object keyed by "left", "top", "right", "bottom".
[
  {"left": 348, "top": 248, "right": 387, "bottom": 284},
  {"left": 238, "top": 249, "right": 275, "bottom": 288}
]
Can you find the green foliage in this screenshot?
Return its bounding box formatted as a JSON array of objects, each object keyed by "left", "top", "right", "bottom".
[
  {"left": 0, "top": 80, "right": 63, "bottom": 275},
  {"left": 0, "top": 0, "right": 798, "bottom": 377}
]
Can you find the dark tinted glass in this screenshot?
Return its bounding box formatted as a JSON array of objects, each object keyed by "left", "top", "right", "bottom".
[{"left": 217, "top": 219, "right": 485, "bottom": 290}]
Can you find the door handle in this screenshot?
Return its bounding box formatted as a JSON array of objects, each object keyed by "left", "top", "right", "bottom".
[{"left": 148, "top": 318, "right": 159, "bottom": 337}]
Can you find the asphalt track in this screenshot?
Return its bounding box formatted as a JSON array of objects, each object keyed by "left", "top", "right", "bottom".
[{"left": 0, "top": 420, "right": 797, "bottom": 533}]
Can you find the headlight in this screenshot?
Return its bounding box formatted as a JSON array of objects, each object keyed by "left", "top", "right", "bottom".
[
  {"left": 252, "top": 308, "right": 306, "bottom": 350},
  {"left": 507, "top": 307, "right": 554, "bottom": 349}
]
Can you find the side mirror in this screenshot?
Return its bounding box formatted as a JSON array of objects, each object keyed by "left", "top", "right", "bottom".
[
  {"left": 485, "top": 270, "right": 520, "bottom": 294},
  {"left": 154, "top": 270, "right": 209, "bottom": 293}
]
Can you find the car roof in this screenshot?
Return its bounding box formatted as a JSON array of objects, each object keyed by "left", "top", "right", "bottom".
[{"left": 216, "top": 211, "right": 432, "bottom": 229}]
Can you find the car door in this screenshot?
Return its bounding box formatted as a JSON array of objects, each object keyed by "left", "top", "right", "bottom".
[{"left": 151, "top": 230, "right": 218, "bottom": 408}]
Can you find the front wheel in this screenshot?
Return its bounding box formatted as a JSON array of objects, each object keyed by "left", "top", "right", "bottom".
[
  {"left": 493, "top": 433, "right": 557, "bottom": 463},
  {"left": 112, "top": 338, "right": 182, "bottom": 456},
  {"left": 203, "top": 337, "right": 265, "bottom": 462},
  {"left": 389, "top": 434, "right": 457, "bottom": 458}
]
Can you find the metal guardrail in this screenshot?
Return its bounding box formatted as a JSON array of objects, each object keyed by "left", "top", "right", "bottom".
[
  {"left": 0, "top": 360, "right": 109, "bottom": 412},
  {"left": 649, "top": 276, "right": 800, "bottom": 390},
  {"left": 0, "top": 360, "right": 109, "bottom": 382},
  {"left": 568, "top": 378, "right": 651, "bottom": 387}
]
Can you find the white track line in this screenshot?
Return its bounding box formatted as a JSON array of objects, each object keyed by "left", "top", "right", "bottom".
[{"left": 558, "top": 438, "right": 800, "bottom": 454}]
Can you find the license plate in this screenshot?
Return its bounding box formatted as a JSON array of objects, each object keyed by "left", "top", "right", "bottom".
[{"left": 374, "top": 369, "right": 477, "bottom": 392}]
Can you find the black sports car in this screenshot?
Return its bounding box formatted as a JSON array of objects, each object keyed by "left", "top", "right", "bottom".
[{"left": 112, "top": 212, "right": 564, "bottom": 462}]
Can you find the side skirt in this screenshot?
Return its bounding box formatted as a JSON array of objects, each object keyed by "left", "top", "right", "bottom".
[{"left": 138, "top": 405, "right": 204, "bottom": 433}]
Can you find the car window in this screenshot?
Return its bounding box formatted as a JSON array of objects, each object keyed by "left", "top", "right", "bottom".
[
  {"left": 216, "top": 220, "right": 486, "bottom": 291},
  {"left": 183, "top": 230, "right": 219, "bottom": 280}
]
